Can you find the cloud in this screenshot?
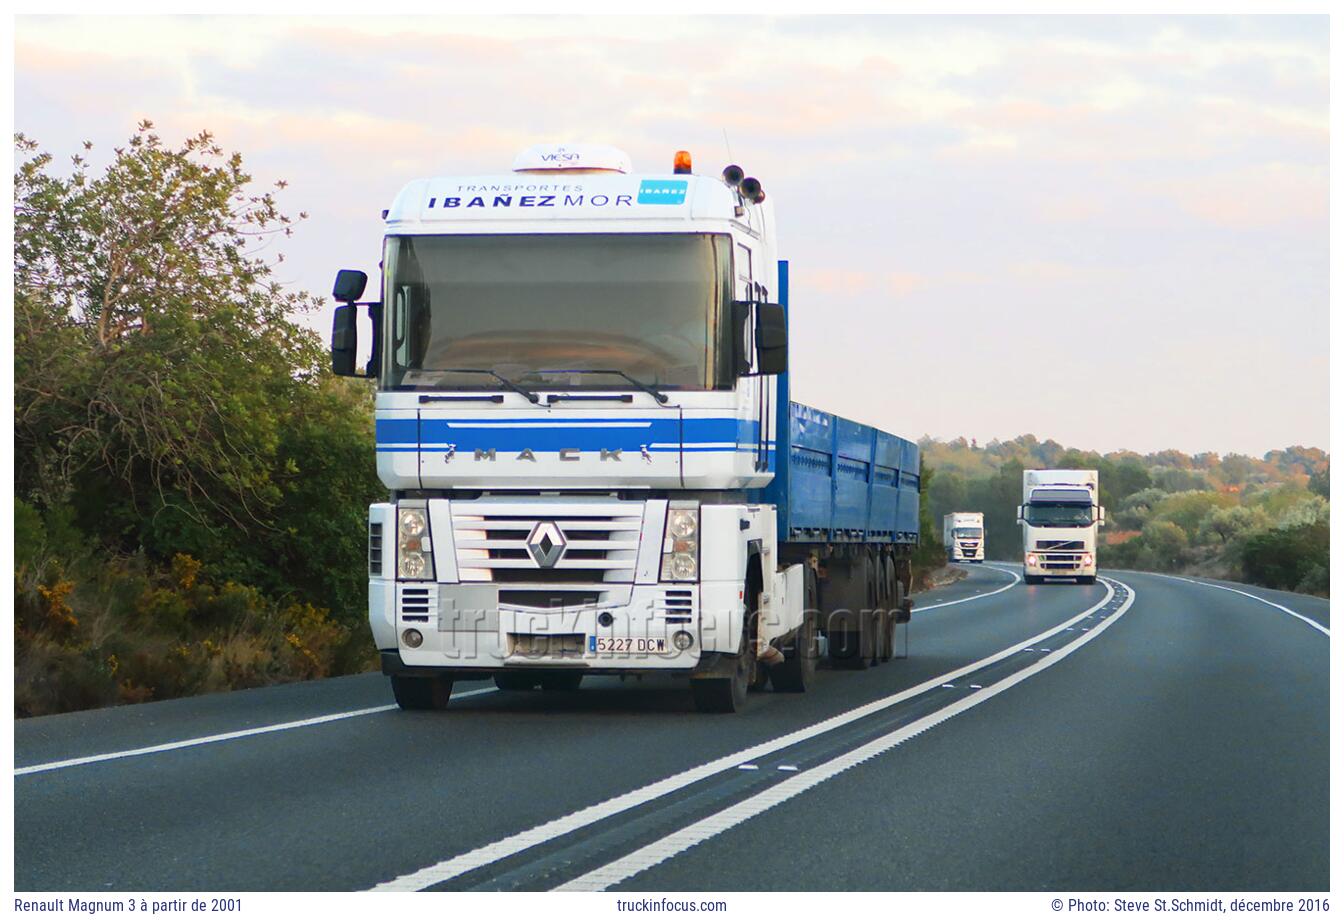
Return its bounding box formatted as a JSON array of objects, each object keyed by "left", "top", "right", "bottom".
[{"left": 12, "top": 14, "right": 1328, "bottom": 454}]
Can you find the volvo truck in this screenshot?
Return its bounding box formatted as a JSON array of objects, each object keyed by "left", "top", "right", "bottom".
[
  {"left": 943, "top": 512, "right": 985, "bottom": 562},
  {"left": 329, "top": 143, "right": 920, "bottom": 713},
  {"left": 1017, "top": 470, "right": 1104, "bottom": 585}
]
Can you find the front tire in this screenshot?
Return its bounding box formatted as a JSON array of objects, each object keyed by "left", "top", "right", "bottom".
[
  {"left": 1024, "top": 573, "right": 1042, "bottom": 585},
  {"left": 1078, "top": 575, "right": 1097, "bottom": 585},
  {"left": 391, "top": 675, "right": 453, "bottom": 710},
  {"left": 692, "top": 620, "right": 753, "bottom": 713}
]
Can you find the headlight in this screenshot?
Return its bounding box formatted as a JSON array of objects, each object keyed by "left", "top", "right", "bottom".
[
  {"left": 1082, "top": 553, "right": 1094, "bottom": 567},
  {"left": 398, "top": 505, "right": 434, "bottom": 581},
  {"left": 1026, "top": 553, "right": 1038, "bottom": 566},
  {"left": 661, "top": 504, "right": 699, "bottom": 582},
  {"left": 669, "top": 510, "right": 698, "bottom": 538}
]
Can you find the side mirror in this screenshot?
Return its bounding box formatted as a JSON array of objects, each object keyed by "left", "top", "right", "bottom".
[
  {"left": 1098, "top": 507, "right": 1107, "bottom": 527},
  {"left": 756, "top": 303, "right": 788, "bottom": 375},
  {"left": 331, "top": 303, "right": 358, "bottom": 376},
  {"left": 732, "top": 300, "right": 788, "bottom": 377},
  {"left": 1015, "top": 505, "right": 1025, "bottom": 524},
  {"left": 333, "top": 269, "right": 368, "bottom": 303}
]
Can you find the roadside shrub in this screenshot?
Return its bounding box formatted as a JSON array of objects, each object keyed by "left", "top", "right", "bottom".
[{"left": 1242, "top": 522, "right": 1328, "bottom": 593}]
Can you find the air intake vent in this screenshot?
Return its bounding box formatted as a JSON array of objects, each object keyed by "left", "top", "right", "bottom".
[{"left": 369, "top": 521, "right": 384, "bottom": 576}]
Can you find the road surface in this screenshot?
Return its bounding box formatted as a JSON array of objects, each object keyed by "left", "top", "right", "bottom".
[{"left": 14, "top": 565, "right": 1329, "bottom": 891}]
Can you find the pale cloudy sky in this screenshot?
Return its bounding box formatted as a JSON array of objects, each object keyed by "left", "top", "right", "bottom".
[{"left": 13, "top": 15, "right": 1329, "bottom": 456}]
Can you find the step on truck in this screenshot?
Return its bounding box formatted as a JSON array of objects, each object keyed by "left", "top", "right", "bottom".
[
  {"left": 329, "top": 143, "right": 920, "bottom": 713},
  {"left": 943, "top": 512, "right": 985, "bottom": 562},
  {"left": 1016, "top": 470, "right": 1105, "bottom": 585}
]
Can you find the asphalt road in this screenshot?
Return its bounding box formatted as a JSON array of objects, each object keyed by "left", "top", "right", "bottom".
[{"left": 14, "top": 564, "right": 1329, "bottom": 892}]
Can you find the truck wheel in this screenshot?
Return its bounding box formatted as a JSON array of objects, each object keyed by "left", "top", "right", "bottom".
[
  {"left": 1078, "top": 575, "right": 1097, "bottom": 586},
  {"left": 540, "top": 672, "right": 583, "bottom": 691},
  {"left": 828, "top": 626, "right": 871, "bottom": 670},
  {"left": 692, "top": 625, "right": 752, "bottom": 713},
  {"left": 1023, "top": 574, "right": 1041, "bottom": 585},
  {"left": 772, "top": 569, "right": 818, "bottom": 693},
  {"left": 391, "top": 675, "right": 453, "bottom": 710},
  {"left": 494, "top": 673, "right": 539, "bottom": 691}
]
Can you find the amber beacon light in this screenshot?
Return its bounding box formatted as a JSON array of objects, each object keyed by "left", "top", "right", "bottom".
[{"left": 673, "top": 150, "right": 693, "bottom": 174}]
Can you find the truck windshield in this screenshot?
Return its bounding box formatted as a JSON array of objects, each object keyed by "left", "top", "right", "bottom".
[
  {"left": 954, "top": 527, "right": 982, "bottom": 539},
  {"left": 381, "top": 233, "right": 733, "bottom": 390},
  {"left": 1024, "top": 504, "right": 1094, "bottom": 527}
]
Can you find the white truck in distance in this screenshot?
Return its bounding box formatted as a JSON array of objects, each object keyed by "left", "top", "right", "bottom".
[
  {"left": 1017, "top": 470, "right": 1104, "bottom": 585},
  {"left": 942, "top": 512, "right": 985, "bottom": 562},
  {"left": 328, "top": 143, "right": 921, "bottom": 714}
]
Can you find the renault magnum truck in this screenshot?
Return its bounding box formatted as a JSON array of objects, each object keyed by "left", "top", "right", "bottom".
[
  {"left": 1017, "top": 470, "right": 1104, "bottom": 585},
  {"left": 329, "top": 143, "right": 920, "bottom": 713},
  {"left": 942, "top": 512, "right": 985, "bottom": 562}
]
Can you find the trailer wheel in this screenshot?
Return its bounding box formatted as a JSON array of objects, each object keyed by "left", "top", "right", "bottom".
[
  {"left": 772, "top": 568, "right": 818, "bottom": 693},
  {"left": 494, "top": 673, "right": 539, "bottom": 691},
  {"left": 391, "top": 675, "right": 453, "bottom": 711},
  {"left": 540, "top": 672, "right": 583, "bottom": 691}
]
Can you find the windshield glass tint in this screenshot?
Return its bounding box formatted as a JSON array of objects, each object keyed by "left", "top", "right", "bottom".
[
  {"left": 382, "top": 233, "right": 732, "bottom": 390},
  {"left": 1024, "top": 503, "right": 1094, "bottom": 527},
  {"left": 954, "top": 527, "right": 982, "bottom": 539}
]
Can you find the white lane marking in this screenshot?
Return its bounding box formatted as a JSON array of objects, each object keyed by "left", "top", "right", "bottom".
[
  {"left": 737, "top": 764, "right": 759, "bottom": 771},
  {"left": 558, "top": 577, "right": 1136, "bottom": 891},
  {"left": 1160, "top": 574, "right": 1329, "bottom": 637},
  {"left": 777, "top": 765, "right": 798, "bottom": 772},
  {"left": 916, "top": 565, "right": 1020, "bottom": 612},
  {"left": 15, "top": 687, "right": 498, "bottom": 777},
  {"left": 371, "top": 582, "right": 1116, "bottom": 891}
]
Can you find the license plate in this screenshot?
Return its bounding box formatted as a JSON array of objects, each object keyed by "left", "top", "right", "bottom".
[{"left": 589, "top": 636, "right": 667, "bottom": 654}]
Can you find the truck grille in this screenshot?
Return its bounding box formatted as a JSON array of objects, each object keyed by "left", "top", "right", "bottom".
[
  {"left": 1039, "top": 552, "right": 1084, "bottom": 570},
  {"left": 452, "top": 499, "right": 643, "bottom": 609},
  {"left": 1036, "top": 539, "right": 1084, "bottom": 551}
]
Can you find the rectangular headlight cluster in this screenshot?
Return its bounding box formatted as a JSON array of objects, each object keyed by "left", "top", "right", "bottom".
[
  {"left": 398, "top": 503, "right": 435, "bottom": 581},
  {"left": 661, "top": 503, "right": 699, "bottom": 582}
]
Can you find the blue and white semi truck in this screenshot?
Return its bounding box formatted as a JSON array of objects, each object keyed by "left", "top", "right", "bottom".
[{"left": 330, "top": 143, "right": 920, "bottom": 713}]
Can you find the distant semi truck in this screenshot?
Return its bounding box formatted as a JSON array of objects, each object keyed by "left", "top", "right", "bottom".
[
  {"left": 942, "top": 512, "right": 985, "bottom": 562},
  {"left": 1017, "top": 470, "right": 1104, "bottom": 585}
]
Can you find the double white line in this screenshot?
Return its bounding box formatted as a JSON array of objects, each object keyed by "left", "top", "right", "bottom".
[{"left": 375, "top": 576, "right": 1135, "bottom": 891}]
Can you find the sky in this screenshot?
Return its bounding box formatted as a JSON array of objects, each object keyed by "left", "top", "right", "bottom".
[{"left": 12, "top": 15, "right": 1330, "bottom": 456}]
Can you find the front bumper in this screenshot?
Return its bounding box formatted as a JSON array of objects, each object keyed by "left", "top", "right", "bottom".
[
  {"left": 1024, "top": 556, "right": 1095, "bottom": 577},
  {"left": 372, "top": 578, "right": 744, "bottom": 673}
]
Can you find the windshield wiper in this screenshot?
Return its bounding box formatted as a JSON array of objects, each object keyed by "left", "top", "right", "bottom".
[
  {"left": 434, "top": 368, "right": 540, "bottom": 404},
  {"left": 537, "top": 369, "right": 671, "bottom": 405}
]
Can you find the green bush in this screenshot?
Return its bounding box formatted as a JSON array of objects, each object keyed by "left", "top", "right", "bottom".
[{"left": 1242, "top": 522, "right": 1329, "bottom": 593}]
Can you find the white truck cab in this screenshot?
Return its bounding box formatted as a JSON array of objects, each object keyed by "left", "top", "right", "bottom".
[
  {"left": 942, "top": 512, "right": 985, "bottom": 562},
  {"left": 1016, "top": 470, "right": 1104, "bottom": 585},
  {"left": 329, "top": 143, "right": 918, "bottom": 713}
]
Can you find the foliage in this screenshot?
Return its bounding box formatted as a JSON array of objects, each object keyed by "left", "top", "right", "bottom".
[
  {"left": 1241, "top": 523, "right": 1329, "bottom": 594},
  {"left": 14, "top": 127, "right": 385, "bottom": 715}
]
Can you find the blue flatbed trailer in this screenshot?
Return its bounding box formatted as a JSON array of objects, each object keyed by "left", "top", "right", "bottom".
[
  {"left": 761, "top": 401, "right": 921, "bottom": 546},
  {"left": 750, "top": 261, "right": 921, "bottom": 549}
]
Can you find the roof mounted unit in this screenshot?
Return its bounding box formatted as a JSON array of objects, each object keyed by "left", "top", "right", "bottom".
[{"left": 512, "top": 143, "right": 633, "bottom": 174}]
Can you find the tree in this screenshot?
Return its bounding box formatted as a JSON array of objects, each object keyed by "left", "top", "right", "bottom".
[
  {"left": 1140, "top": 520, "right": 1188, "bottom": 572},
  {"left": 14, "top": 125, "right": 383, "bottom": 620},
  {"left": 1196, "top": 506, "right": 1268, "bottom": 546},
  {"left": 16, "top": 125, "right": 321, "bottom": 544},
  {"left": 1308, "top": 466, "right": 1329, "bottom": 498}
]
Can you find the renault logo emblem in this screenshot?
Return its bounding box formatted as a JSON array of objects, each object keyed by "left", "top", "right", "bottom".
[{"left": 526, "top": 521, "right": 567, "bottom": 568}]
